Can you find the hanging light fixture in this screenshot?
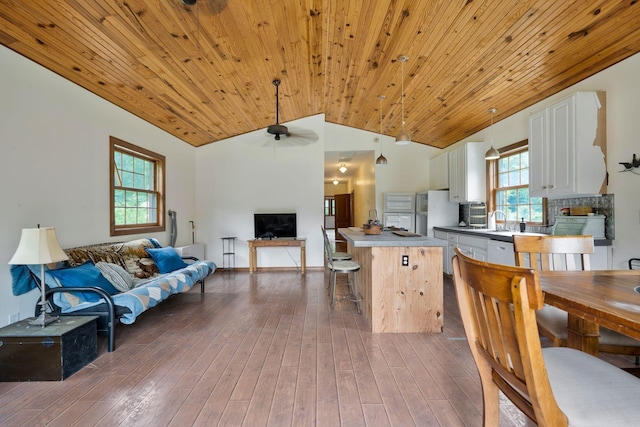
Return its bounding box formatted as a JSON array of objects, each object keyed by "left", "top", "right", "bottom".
[
  {"left": 333, "top": 179, "right": 339, "bottom": 185},
  {"left": 376, "top": 95, "right": 388, "bottom": 165},
  {"left": 395, "top": 55, "right": 411, "bottom": 145},
  {"left": 484, "top": 107, "right": 500, "bottom": 160},
  {"left": 339, "top": 164, "right": 347, "bottom": 173}
]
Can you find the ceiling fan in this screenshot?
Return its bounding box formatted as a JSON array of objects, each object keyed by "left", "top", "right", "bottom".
[
  {"left": 265, "top": 79, "right": 318, "bottom": 145},
  {"left": 267, "top": 79, "right": 289, "bottom": 140}
]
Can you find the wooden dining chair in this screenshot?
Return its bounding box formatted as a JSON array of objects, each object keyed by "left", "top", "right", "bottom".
[
  {"left": 452, "top": 248, "right": 640, "bottom": 426},
  {"left": 513, "top": 235, "right": 640, "bottom": 363}
]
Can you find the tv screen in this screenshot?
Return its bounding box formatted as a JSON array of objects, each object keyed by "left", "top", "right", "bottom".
[{"left": 254, "top": 213, "right": 297, "bottom": 239}]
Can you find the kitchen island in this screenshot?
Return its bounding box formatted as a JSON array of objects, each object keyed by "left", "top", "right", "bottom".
[{"left": 338, "top": 228, "right": 447, "bottom": 333}]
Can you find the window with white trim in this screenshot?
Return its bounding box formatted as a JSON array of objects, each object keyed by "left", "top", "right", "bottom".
[{"left": 489, "top": 144, "right": 544, "bottom": 226}]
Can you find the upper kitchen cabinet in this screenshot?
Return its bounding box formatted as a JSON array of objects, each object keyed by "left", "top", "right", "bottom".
[
  {"left": 529, "top": 91, "right": 607, "bottom": 198},
  {"left": 429, "top": 151, "right": 449, "bottom": 190},
  {"left": 448, "top": 142, "right": 486, "bottom": 203}
]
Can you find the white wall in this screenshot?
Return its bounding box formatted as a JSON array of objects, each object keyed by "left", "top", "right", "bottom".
[
  {"left": 194, "top": 115, "right": 326, "bottom": 270},
  {"left": 0, "top": 46, "right": 197, "bottom": 326},
  {"left": 442, "top": 52, "right": 640, "bottom": 269}
]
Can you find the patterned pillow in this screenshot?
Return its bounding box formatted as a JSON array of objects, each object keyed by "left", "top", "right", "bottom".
[{"left": 95, "top": 261, "right": 134, "bottom": 292}]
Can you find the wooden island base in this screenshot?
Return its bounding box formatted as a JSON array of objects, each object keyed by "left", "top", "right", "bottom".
[{"left": 340, "top": 228, "right": 445, "bottom": 333}]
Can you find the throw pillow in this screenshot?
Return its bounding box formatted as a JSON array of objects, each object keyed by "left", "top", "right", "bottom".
[
  {"left": 145, "top": 246, "right": 188, "bottom": 274},
  {"left": 49, "top": 261, "right": 120, "bottom": 302},
  {"left": 95, "top": 261, "right": 134, "bottom": 292}
]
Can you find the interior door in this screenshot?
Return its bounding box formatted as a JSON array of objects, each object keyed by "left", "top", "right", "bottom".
[{"left": 334, "top": 193, "right": 352, "bottom": 229}]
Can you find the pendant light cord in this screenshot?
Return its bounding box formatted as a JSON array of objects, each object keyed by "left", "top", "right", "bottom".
[{"left": 401, "top": 59, "right": 405, "bottom": 130}]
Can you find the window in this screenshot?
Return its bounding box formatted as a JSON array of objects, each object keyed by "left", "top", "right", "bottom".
[
  {"left": 324, "top": 197, "right": 336, "bottom": 216},
  {"left": 489, "top": 142, "right": 544, "bottom": 225},
  {"left": 110, "top": 136, "right": 165, "bottom": 236}
]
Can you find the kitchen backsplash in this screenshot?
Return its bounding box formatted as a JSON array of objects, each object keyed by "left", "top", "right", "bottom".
[
  {"left": 459, "top": 194, "right": 615, "bottom": 239},
  {"left": 547, "top": 194, "right": 614, "bottom": 239}
]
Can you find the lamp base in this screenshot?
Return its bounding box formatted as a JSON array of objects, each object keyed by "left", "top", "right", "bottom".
[{"left": 30, "top": 312, "right": 59, "bottom": 327}]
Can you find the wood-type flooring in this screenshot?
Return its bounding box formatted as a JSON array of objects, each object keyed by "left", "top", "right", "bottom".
[{"left": 0, "top": 269, "right": 636, "bottom": 426}]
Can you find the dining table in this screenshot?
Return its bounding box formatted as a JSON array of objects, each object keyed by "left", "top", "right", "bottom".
[{"left": 538, "top": 269, "right": 640, "bottom": 356}]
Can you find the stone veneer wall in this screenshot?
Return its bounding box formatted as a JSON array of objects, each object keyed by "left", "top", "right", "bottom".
[{"left": 546, "top": 194, "right": 614, "bottom": 239}]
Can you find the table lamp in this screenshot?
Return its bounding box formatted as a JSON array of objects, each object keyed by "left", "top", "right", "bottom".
[{"left": 8, "top": 226, "right": 68, "bottom": 327}]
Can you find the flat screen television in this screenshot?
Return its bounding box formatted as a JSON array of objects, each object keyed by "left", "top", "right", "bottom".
[{"left": 254, "top": 213, "right": 297, "bottom": 239}]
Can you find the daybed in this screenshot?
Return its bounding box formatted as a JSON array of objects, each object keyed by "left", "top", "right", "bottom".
[{"left": 11, "top": 238, "right": 215, "bottom": 352}]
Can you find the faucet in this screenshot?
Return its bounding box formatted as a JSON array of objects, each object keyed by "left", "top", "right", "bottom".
[{"left": 489, "top": 210, "right": 507, "bottom": 230}]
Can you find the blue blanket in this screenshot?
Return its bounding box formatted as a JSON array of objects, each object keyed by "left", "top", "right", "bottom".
[
  {"left": 10, "top": 264, "right": 38, "bottom": 296},
  {"left": 11, "top": 261, "right": 215, "bottom": 324}
]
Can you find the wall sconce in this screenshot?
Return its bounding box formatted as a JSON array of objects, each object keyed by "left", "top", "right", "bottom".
[
  {"left": 339, "top": 164, "right": 347, "bottom": 173},
  {"left": 619, "top": 153, "right": 640, "bottom": 175}
]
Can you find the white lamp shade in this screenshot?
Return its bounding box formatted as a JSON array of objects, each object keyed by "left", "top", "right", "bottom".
[
  {"left": 8, "top": 227, "right": 68, "bottom": 265},
  {"left": 395, "top": 130, "right": 411, "bottom": 145},
  {"left": 485, "top": 146, "right": 500, "bottom": 160}
]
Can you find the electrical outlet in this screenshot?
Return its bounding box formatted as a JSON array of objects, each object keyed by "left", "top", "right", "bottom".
[
  {"left": 402, "top": 255, "right": 409, "bottom": 266},
  {"left": 9, "top": 313, "right": 19, "bottom": 324}
]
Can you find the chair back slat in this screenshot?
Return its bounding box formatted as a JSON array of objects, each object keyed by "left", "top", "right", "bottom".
[
  {"left": 513, "top": 235, "right": 593, "bottom": 272},
  {"left": 452, "top": 248, "right": 568, "bottom": 426}
]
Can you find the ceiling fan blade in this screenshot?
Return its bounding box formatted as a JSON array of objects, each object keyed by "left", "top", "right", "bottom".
[{"left": 286, "top": 126, "right": 319, "bottom": 145}]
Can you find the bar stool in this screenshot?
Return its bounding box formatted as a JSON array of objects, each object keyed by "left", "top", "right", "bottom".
[
  {"left": 321, "top": 225, "right": 351, "bottom": 261},
  {"left": 322, "top": 229, "right": 360, "bottom": 313}
]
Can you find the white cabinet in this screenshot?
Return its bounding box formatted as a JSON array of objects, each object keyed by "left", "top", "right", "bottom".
[
  {"left": 434, "top": 230, "right": 452, "bottom": 275},
  {"left": 592, "top": 245, "right": 612, "bottom": 270},
  {"left": 429, "top": 151, "right": 449, "bottom": 190},
  {"left": 456, "top": 234, "right": 488, "bottom": 262},
  {"left": 448, "top": 142, "right": 485, "bottom": 203},
  {"left": 487, "top": 240, "right": 515, "bottom": 266},
  {"left": 529, "top": 91, "right": 606, "bottom": 198}
]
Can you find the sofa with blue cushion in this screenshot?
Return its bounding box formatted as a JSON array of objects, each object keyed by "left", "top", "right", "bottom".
[{"left": 11, "top": 238, "right": 215, "bottom": 352}]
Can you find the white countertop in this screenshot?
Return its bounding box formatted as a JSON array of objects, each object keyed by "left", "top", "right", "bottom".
[{"left": 338, "top": 227, "right": 447, "bottom": 247}]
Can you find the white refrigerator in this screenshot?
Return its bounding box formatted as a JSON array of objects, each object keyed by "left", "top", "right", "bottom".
[{"left": 415, "top": 190, "right": 459, "bottom": 236}]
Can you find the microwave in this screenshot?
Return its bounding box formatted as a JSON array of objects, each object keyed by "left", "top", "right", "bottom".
[{"left": 552, "top": 215, "right": 605, "bottom": 239}]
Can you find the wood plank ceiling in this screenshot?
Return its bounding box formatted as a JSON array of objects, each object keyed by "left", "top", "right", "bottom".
[{"left": 1, "top": 0, "right": 640, "bottom": 149}]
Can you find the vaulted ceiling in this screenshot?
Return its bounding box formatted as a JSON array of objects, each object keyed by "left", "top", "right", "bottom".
[{"left": 2, "top": 1, "right": 640, "bottom": 149}]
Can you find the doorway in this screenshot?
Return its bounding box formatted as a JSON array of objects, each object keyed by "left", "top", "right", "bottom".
[{"left": 334, "top": 193, "right": 352, "bottom": 229}]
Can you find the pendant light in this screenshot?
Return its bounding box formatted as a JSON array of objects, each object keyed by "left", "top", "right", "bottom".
[
  {"left": 376, "top": 95, "right": 388, "bottom": 165},
  {"left": 339, "top": 164, "right": 347, "bottom": 173},
  {"left": 395, "top": 55, "right": 411, "bottom": 145},
  {"left": 484, "top": 108, "right": 500, "bottom": 160}
]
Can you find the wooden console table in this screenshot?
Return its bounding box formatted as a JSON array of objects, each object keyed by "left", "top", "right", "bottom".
[{"left": 247, "top": 238, "right": 306, "bottom": 274}]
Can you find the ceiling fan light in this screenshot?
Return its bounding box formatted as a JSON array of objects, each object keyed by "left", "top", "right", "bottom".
[
  {"left": 376, "top": 154, "right": 388, "bottom": 165},
  {"left": 485, "top": 146, "right": 500, "bottom": 160},
  {"left": 395, "top": 130, "right": 411, "bottom": 145}
]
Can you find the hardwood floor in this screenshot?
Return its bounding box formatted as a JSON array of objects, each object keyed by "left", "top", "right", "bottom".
[{"left": 0, "top": 270, "right": 636, "bottom": 426}]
